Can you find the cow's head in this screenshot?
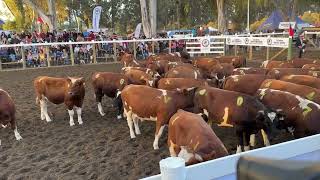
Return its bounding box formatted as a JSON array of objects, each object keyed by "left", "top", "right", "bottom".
[
  {"left": 0, "top": 112, "right": 11, "bottom": 128},
  {"left": 255, "top": 108, "right": 285, "bottom": 141},
  {"left": 67, "top": 77, "right": 85, "bottom": 96}
]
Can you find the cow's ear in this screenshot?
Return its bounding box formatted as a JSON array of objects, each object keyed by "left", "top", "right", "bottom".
[
  {"left": 79, "top": 77, "right": 85, "bottom": 84},
  {"left": 66, "top": 77, "right": 72, "bottom": 84}
]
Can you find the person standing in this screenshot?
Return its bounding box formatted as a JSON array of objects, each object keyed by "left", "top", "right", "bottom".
[{"left": 296, "top": 33, "right": 306, "bottom": 58}]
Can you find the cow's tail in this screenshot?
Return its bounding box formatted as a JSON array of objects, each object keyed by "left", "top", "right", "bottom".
[{"left": 36, "top": 96, "right": 40, "bottom": 105}]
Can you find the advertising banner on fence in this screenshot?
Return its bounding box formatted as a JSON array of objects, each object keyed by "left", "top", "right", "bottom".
[
  {"left": 200, "top": 37, "right": 211, "bottom": 53},
  {"left": 226, "top": 36, "right": 289, "bottom": 48},
  {"left": 92, "top": 6, "right": 102, "bottom": 32}
]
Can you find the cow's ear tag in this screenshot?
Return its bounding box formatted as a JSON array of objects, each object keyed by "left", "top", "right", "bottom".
[
  {"left": 237, "top": 96, "right": 244, "bottom": 106},
  {"left": 303, "top": 106, "right": 312, "bottom": 117},
  {"left": 120, "top": 79, "right": 125, "bottom": 85},
  {"left": 306, "top": 92, "right": 315, "bottom": 100},
  {"left": 199, "top": 89, "right": 206, "bottom": 96}
]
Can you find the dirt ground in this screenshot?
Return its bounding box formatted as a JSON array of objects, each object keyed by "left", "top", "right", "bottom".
[{"left": 0, "top": 62, "right": 293, "bottom": 180}]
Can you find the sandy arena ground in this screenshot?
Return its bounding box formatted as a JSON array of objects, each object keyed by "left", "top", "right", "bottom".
[{"left": 0, "top": 62, "right": 294, "bottom": 180}]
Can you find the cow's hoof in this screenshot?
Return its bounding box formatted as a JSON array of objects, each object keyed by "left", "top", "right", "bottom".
[
  {"left": 153, "top": 146, "right": 159, "bottom": 150},
  {"left": 46, "top": 119, "right": 52, "bottom": 123},
  {"left": 100, "top": 113, "right": 106, "bottom": 117},
  {"left": 16, "top": 136, "right": 23, "bottom": 141},
  {"left": 70, "top": 123, "right": 75, "bottom": 127},
  {"left": 117, "top": 115, "right": 122, "bottom": 120}
]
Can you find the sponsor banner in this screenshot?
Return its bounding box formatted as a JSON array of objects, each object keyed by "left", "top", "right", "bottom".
[
  {"left": 226, "top": 37, "right": 289, "bottom": 48},
  {"left": 92, "top": 6, "right": 102, "bottom": 32},
  {"left": 200, "top": 37, "right": 211, "bottom": 53},
  {"left": 279, "top": 22, "right": 296, "bottom": 29}
]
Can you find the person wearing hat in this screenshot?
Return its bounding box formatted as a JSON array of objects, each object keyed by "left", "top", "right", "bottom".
[{"left": 296, "top": 33, "right": 306, "bottom": 58}]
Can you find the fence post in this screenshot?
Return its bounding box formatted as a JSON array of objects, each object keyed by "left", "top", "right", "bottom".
[
  {"left": 152, "top": 38, "right": 155, "bottom": 54},
  {"left": 20, "top": 44, "right": 26, "bottom": 69},
  {"left": 249, "top": 35, "right": 253, "bottom": 60},
  {"left": 69, "top": 42, "right": 75, "bottom": 66},
  {"left": 133, "top": 40, "right": 137, "bottom": 59},
  {"left": 266, "top": 35, "right": 270, "bottom": 60},
  {"left": 46, "top": 45, "right": 51, "bottom": 67},
  {"left": 92, "top": 40, "right": 97, "bottom": 63},
  {"left": 169, "top": 38, "right": 172, "bottom": 53},
  {"left": 113, "top": 39, "right": 117, "bottom": 62},
  {"left": 287, "top": 36, "right": 293, "bottom": 60},
  {"left": 223, "top": 37, "right": 226, "bottom": 56},
  {"left": 0, "top": 58, "right": 2, "bottom": 70}
]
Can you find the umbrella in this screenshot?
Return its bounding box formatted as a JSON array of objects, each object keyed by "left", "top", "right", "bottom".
[{"left": 0, "top": 19, "right": 5, "bottom": 25}]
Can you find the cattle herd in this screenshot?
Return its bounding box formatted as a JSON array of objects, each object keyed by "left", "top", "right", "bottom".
[{"left": 1, "top": 51, "right": 320, "bottom": 166}]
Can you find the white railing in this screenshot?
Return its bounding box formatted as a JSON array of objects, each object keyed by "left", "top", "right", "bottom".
[{"left": 141, "top": 134, "right": 320, "bottom": 180}]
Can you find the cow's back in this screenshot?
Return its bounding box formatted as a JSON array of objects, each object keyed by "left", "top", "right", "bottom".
[
  {"left": 223, "top": 74, "right": 267, "bottom": 95},
  {"left": 92, "top": 72, "right": 128, "bottom": 97},
  {"left": 158, "top": 78, "right": 208, "bottom": 90},
  {"left": 280, "top": 75, "right": 320, "bottom": 89},
  {"left": 267, "top": 68, "right": 310, "bottom": 79}
]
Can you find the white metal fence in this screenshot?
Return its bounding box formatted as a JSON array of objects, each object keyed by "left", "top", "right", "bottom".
[
  {"left": 141, "top": 134, "right": 320, "bottom": 180},
  {"left": 0, "top": 35, "right": 292, "bottom": 71}
]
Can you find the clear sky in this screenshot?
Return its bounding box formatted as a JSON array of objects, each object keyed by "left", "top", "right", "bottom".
[{"left": 0, "top": 0, "right": 14, "bottom": 21}]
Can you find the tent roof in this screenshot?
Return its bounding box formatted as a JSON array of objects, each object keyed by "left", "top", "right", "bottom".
[
  {"left": 295, "top": 16, "right": 312, "bottom": 29},
  {"left": 257, "top": 10, "right": 284, "bottom": 32}
]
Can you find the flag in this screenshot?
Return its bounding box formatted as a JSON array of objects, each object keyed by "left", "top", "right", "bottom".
[
  {"left": 37, "top": 17, "right": 44, "bottom": 24},
  {"left": 92, "top": 6, "right": 102, "bottom": 32},
  {"left": 289, "top": 24, "right": 294, "bottom": 37}
]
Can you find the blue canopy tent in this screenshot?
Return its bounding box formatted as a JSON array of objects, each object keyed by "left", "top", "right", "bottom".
[
  {"left": 257, "top": 10, "right": 284, "bottom": 32},
  {"left": 295, "top": 16, "right": 312, "bottom": 29}
]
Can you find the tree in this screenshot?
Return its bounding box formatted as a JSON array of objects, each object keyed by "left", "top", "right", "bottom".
[
  {"left": 139, "top": 0, "right": 157, "bottom": 38},
  {"left": 216, "top": 0, "right": 226, "bottom": 32}
]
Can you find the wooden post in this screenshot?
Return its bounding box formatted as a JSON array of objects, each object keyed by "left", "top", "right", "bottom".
[
  {"left": 152, "top": 39, "right": 155, "bottom": 54},
  {"left": 287, "top": 36, "right": 293, "bottom": 60},
  {"left": 69, "top": 44, "right": 75, "bottom": 66},
  {"left": 249, "top": 36, "right": 253, "bottom": 61},
  {"left": 266, "top": 47, "right": 270, "bottom": 60},
  {"left": 21, "top": 46, "right": 26, "bottom": 69},
  {"left": 133, "top": 41, "right": 137, "bottom": 59},
  {"left": 0, "top": 58, "right": 2, "bottom": 70},
  {"left": 113, "top": 40, "right": 117, "bottom": 62},
  {"left": 46, "top": 46, "right": 51, "bottom": 67},
  {"left": 169, "top": 39, "right": 172, "bottom": 53},
  {"left": 92, "top": 41, "right": 97, "bottom": 63},
  {"left": 223, "top": 38, "right": 226, "bottom": 56},
  {"left": 234, "top": 45, "right": 238, "bottom": 56}
]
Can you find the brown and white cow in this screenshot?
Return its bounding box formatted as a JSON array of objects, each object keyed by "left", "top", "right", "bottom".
[
  {"left": 168, "top": 110, "right": 228, "bottom": 165},
  {"left": 92, "top": 72, "right": 129, "bottom": 118},
  {"left": 291, "top": 58, "right": 320, "bottom": 68},
  {"left": 121, "top": 85, "right": 195, "bottom": 149},
  {"left": 308, "top": 71, "right": 320, "bottom": 78},
  {"left": 121, "top": 67, "right": 160, "bottom": 79},
  {"left": 0, "top": 89, "right": 22, "bottom": 144},
  {"left": 124, "top": 69, "right": 156, "bottom": 87},
  {"left": 267, "top": 68, "right": 310, "bottom": 79},
  {"left": 34, "top": 76, "right": 85, "bottom": 126},
  {"left": 257, "top": 88, "right": 320, "bottom": 138},
  {"left": 280, "top": 75, "right": 320, "bottom": 89},
  {"left": 302, "top": 64, "right": 320, "bottom": 71},
  {"left": 193, "top": 87, "right": 282, "bottom": 153},
  {"left": 232, "top": 68, "right": 268, "bottom": 75},
  {"left": 223, "top": 74, "right": 268, "bottom": 95},
  {"left": 165, "top": 66, "right": 203, "bottom": 79},
  {"left": 214, "top": 56, "right": 246, "bottom": 68},
  {"left": 260, "top": 79, "right": 320, "bottom": 104},
  {"left": 261, "top": 60, "right": 294, "bottom": 70},
  {"left": 157, "top": 78, "right": 216, "bottom": 91},
  {"left": 147, "top": 52, "right": 189, "bottom": 63},
  {"left": 118, "top": 52, "right": 146, "bottom": 67}
]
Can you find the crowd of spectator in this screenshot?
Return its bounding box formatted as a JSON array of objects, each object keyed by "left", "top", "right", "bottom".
[{"left": 0, "top": 30, "right": 185, "bottom": 68}]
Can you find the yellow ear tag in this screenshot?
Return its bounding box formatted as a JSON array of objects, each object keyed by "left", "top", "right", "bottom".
[
  {"left": 120, "top": 79, "right": 125, "bottom": 85},
  {"left": 199, "top": 89, "right": 206, "bottom": 96},
  {"left": 303, "top": 106, "right": 312, "bottom": 117},
  {"left": 237, "top": 96, "right": 244, "bottom": 106},
  {"left": 306, "top": 92, "right": 315, "bottom": 100},
  {"left": 264, "top": 81, "right": 272, "bottom": 88}
]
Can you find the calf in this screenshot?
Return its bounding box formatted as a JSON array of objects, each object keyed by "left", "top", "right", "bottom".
[
  {"left": 302, "top": 64, "right": 320, "bottom": 71},
  {"left": 0, "top": 89, "right": 22, "bottom": 144},
  {"left": 165, "top": 66, "right": 203, "bottom": 79},
  {"left": 260, "top": 79, "right": 320, "bottom": 104},
  {"left": 168, "top": 110, "right": 228, "bottom": 165},
  {"left": 257, "top": 88, "right": 320, "bottom": 138},
  {"left": 92, "top": 72, "right": 129, "bottom": 118},
  {"left": 193, "top": 87, "right": 282, "bottom": 153},
  {"left": 267, "top": 68, "right": 310, "bottom": 79},
  {"left": 261, "top": 60, "right": 294, "bottom": 70},
  {"left": 158, "top": 78, "right": 216, "bottom": 91},
  {"left": 121, "top": 67, "right": 160, "bottom": 79},
  {"left": 214, "top": 56, "right": 246, "bottom": 68},
  {"left": 232, "top": 68, "right": 268, "bottom": 75},
  {"left": 223, "top": 74, "right": 268, "bottom": 95},
  {"left": 34, "top": 76, "right": 85, "bottom": 126},
  {"left": 121, "top": 85, "right": 195, "bottom": 149},
  {"left": 291, "top": 58, "right": 319, "bottom": 68},
  {"left": 280, "top": 75, "right": 320, "bottom": 89},
  {"left": 118, "top": 52, "right": 146, "bottom": 67},
  {"left": 124, "top": 69, "right": 156, "bottom": 87}
]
